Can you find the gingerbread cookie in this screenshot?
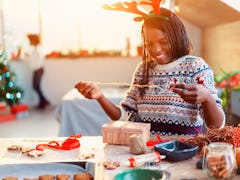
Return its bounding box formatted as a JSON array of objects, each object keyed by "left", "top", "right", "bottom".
[
  {"left": 74, "top": 173, "right": 92, "bottom": 180},
  {"left": 27, "top": 150, "right": 44, "bottom": 157},
  {"left": 2, "top": 177, "right": 18, "bottom": 180},
  {"left": 56, "top": 174, "right": 70, "bottom": 180},
  {"left": 20, "top": 147, "right": 35, "bottom": 154},
  {"left": 39, "top": 174, "right": 54, "bottom": 180},
  {"left": 78, "top": 153, "right": 94, "bottom": 160},
  {"left": 7, "top": 145, "right": 23, "bottom": 152}
]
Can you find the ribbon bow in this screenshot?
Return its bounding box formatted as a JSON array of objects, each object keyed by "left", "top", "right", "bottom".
[{"left": 36, "top": 134, "right": 82, "bottom": 151}]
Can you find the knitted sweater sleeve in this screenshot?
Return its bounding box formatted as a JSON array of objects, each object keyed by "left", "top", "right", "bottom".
[{"left": 192, "top": 58, "right": 225, "bottom": 127}]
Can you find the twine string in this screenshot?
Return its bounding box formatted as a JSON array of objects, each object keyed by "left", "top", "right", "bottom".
[
  {"left": 88, "top": 81, "right": 167, "bottom": 91},
  {"left": 125, "top": 112, "right": 132, "bottom": 123},
  {"left": 87, "top": 81, "right": 216, "bottom": 94}
]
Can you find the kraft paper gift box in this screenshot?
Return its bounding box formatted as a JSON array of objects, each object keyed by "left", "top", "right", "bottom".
[
  {"left": 10, "top": 104, "right": 29, "bottom": 119},
  {"left": 102, "top": 121, "right": 151, "bottom": 145}
]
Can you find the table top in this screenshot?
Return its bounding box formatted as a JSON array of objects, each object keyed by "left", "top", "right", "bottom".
[{"left": 0, "top": 136, "right": 239, "bottom": 180}]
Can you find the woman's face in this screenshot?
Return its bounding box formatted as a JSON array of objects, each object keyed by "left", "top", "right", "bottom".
[{"left": 144, "top": 26, "right": 173, "bottom": 65}]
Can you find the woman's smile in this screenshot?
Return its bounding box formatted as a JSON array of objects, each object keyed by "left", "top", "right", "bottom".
[{"left": 144, "top": 26, "right": 172, "bottom": 64}]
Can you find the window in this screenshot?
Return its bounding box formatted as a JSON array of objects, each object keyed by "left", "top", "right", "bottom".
[
  {"left": 1, "top": 0, "right": 39, "bottom": 57},
  {"left": 1, "top": 0, "right": 142, "bottom": 57}
]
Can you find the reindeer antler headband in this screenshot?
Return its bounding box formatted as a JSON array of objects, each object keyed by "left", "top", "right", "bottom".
[{"left": 102, "top": 0, "right": 170, "bottom": 21}]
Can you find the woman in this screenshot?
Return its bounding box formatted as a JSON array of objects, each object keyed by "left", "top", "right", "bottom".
[{"left": 75, "top": 7, "right": 225, "bottom": 135}]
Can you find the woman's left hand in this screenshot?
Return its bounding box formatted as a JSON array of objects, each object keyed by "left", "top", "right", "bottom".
[{"left": 170, "top": 83, "right": 211, "bottom": 104}]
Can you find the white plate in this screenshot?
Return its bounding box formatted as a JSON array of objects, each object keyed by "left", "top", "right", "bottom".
[{"left": 0, "top": 162, "right": 90, "bottom": 178}]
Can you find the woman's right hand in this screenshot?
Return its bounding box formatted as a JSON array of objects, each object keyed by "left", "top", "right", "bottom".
[{"left": 74, "top": 81, "right": 103, "bottom": 100}]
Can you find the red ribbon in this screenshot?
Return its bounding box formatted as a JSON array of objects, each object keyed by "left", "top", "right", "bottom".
[
  {"left": 36, "top": 134, "right": 82, "bottom": 151},
  {"left": 146, "top": 134, "right": 166, "bottom": 146},
  {"left": 128, "top": 157, "right": 136, "bottom": 168},
  {"left": 146, "top": 134, "right": 181, "bottom": 146}
]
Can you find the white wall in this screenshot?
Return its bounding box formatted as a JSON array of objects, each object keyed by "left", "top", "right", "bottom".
[
  {"left": 182, "top": 19, "right": 202, "bottom": 56},
  {"left": 10, "top": 57, "right": 141, "bottom": 106},
  {"left": 202, "top": 21, "right": 240, "bottom": 73}
]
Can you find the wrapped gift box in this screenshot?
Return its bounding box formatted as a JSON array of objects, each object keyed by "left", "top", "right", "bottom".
[
  {"left": 11, "top": 104, "right": 29, "bottom": 114},
  {"left": 102, "top": 121, "right": 151, "bottom": 145},
  {"left": 0, "top": 114, "right": 16, "bottom": 122},
  {"left": 10, "top": 104, "right": 29, "bottom": 119}
]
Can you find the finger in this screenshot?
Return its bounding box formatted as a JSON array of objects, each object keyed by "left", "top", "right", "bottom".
[
  {"left": 81, "top": 83, "right": 95, "bottom": 92},
  {"left": 173, "top": 83, "right": 185, "bottom": 89},
  {"left": 82, "top": 85, "right": 93, "bottom": 96},
  {"left": 172, "top": 88, "right": 185, "bottom": 97},
  {"left": 74, "top": 82, "right": 80, "bottom": 89},
  {"left": 169, "top": 83, "right": 176, "bottom": 91},
  {"left": 173, "top": 88, "right": 197, "bottom": 98},
  {"left": 86, "top": 86, "right": 97, "bottom": 98},
  {"left": 183, "top": 96, "right": 198, "bottom": 104},
  {"left": 183, "top": 83, "right": 198, "bottom": 91},
  {"left": 173, "top": 83, "right": 199, "bottom": 91},
  {"left": 74, "top": 81, "right": 87, "bottom": 90}
]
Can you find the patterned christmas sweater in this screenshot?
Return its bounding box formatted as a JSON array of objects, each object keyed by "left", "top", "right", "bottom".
[{"left": 119, "top": 55, "right": 224, "bottom": 135}]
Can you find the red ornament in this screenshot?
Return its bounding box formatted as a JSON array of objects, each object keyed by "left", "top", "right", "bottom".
[{"left": 3, "top": 67, "right": 8, "bottom": 73}]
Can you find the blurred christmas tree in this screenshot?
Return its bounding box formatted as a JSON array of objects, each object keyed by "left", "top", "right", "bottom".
[{"left": 0, "top": 50, "right": 23, "bottom": 105}]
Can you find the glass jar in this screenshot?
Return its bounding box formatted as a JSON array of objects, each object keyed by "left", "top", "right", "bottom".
[{"left": 202, "top": 142, "right": 237, "bottom": 180}]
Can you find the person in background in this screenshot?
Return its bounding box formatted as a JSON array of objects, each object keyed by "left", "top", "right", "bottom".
[
  {"left": 75, "top": 3, "right": 225, "bottom": 135},
  {"left": 19, "top": 34, "right": 50, "bottom": 109}
]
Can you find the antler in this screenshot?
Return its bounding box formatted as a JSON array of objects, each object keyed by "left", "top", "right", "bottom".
[
  {"left": 102, "top": 1, "right": 148, "bottom": 16},
  {"left": 102, "top": 0, "right": 167, "bottom": 21},
  {"left": 139, "top": 0, "right": 162, "bottom": 14}
]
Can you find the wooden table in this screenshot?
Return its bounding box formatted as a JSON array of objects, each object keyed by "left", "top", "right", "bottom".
[{"left": 0, "top": 136, "right": 239, "bottom": 180}]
